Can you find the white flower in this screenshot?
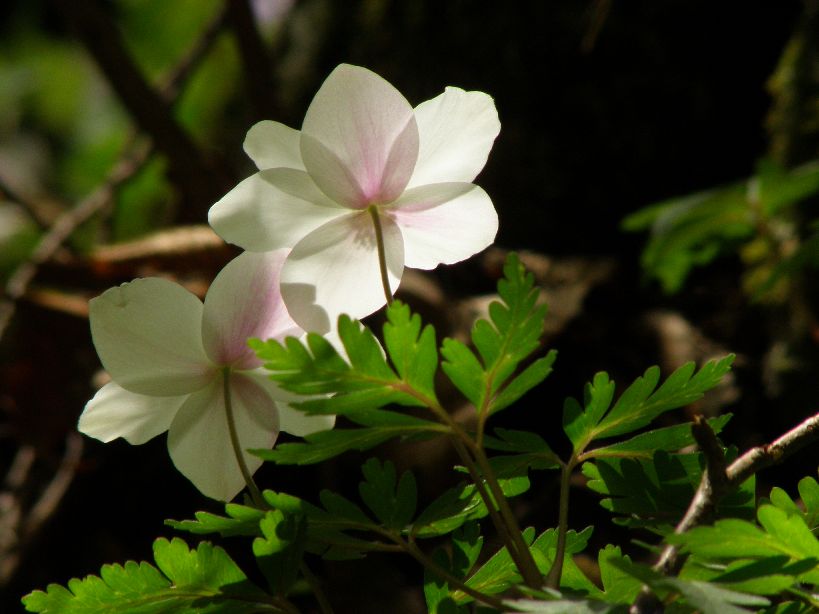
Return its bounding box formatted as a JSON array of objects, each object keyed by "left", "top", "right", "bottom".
[
  {"left": 78, "top": 250, "right": 334, "bottom": 501},
  {"left": 208, "top": 63, "right": 500, "bottom": 332}
]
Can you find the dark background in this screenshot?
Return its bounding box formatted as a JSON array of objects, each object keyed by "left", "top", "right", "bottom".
[{"left": 1, "top": 1, "right": 816, "bottom": 612}]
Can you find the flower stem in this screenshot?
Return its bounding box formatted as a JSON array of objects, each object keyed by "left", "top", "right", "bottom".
[
  {"left": 368, "top": 206, "right": 393, "bottom": 306},
  {"left": 222, "top": 367, "right": 266, "bottom": 509},
  {"left": 545, "top": 459, "right": 573, "bottom": 589}
]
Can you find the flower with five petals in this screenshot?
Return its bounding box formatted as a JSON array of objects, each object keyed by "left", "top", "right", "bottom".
[
  {"left": 78, "top": 250, "right": 334, "bottom": 501},
  {"left": 208, "top": 63, "right": 500, "bottom": 332}
]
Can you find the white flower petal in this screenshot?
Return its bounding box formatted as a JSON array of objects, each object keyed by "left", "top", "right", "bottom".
[
  {"left": 280, "top": 211, "right": 403, "bottom": 332},
  {"left": 208, "top": 168, "right": 346, "bottom": 252},
  {"left": 391, "top": 183, "right": 498, "bottom": 270},
  {"left": 300, "top": 64, "right": 419, "bottom": 207},
  {"left": 408, "top": 87, "right": 500, "bottom": 188},
  {"left": 167, "top": 374, "right": 278, "bottom": 501},
  {"left": 244, "top": 369, "right": 335, "bottom": 437},
  {"left": 78, "top": 382, "right": 184, "bottom": 445},
  {"left": 202, "top": 251, "right": 303, "bottom": 370},
  {"left": 243, "top": 120, "right": 305, "bottom": 171},
  {"left": 90, "top": 279, "right": 212, "bottom": 396}
]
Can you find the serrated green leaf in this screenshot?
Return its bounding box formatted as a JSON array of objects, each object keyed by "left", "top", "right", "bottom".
[
  {"left": 441, "top": 253, "right": 551, "bottom": 417},
  {"left": 252, "top": 313, "right": 428, "bottom": 417},
  {"left": 252, "top": 511, "right": 305, "bottom": 595},
  {"left": 165, "top": 503, "right": 266, "bottom": 538},
  {"left": 583, "top": 450, "right": 755, "bottom": 531},
  {"left": 412, "top": 482, "right": 486, "bottom": 538},
  {"left": 565, "top": 356, "right": 734, "bottom": 454},
  {"left": 505, "top": 598, "right": 625, "bottom": 613},
  {"left": 609, "top": 558, "right": 770, "bottom": 614},
  {"left": 529, "top": 526, "right": 599, "bottom": 596},
  {"left": 318, "top": 491, "right": 372, "bottom": 526},
  {"left": 668, "top": 505, "right": 819, "bottom": 584},
  {"left": 598, "top": 545, "right": 642, "bottom": 604},
  {"left": 440, "top": 338, "right": 484, "bottom": 406},
  {"left": 659, "top": 578, "right": 770, "bottom": 614},
  {"left": 23, "top": 537, "right": 273, "bottom": 613},
  {"left": 424, "top": 548, "right": 463, "bottom": 614},
  {"left": 452, "top": 521, "right": 483, "bottom": 578},
  {"left": 799, "top": 476, "right": 819, "bottom": 530},
  {"left": 681, "top": 556, "right": 807, "bottom": 596},
  {"left": 253, "top": 414, "right": 445, "bottom": 465},
  {"left": 587, "top": 414, "right": 732, "bottom": 460},
  {"left": 456, "top": 527, "right": 536, "bottom": 600},
  {"left": 358, "top": 458, "right": 418, "bottom": 530},
  {"left": 383, "top": 301, "right": 439, "bottom": 399}
]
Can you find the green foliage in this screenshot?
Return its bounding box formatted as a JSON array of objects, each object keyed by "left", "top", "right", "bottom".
[
  {"left": 165, "top": 502, "right": 267, "bottom": 537},
  {"left": 253, "top": 254, "right": 557, "bottom": 467},
  {"left": 623, "top": 159, "right": 819, "bottom": 295},
  {"left": 669, "top": 504, "right": 819, "bottom": 588},
  {"left": 767, "top": 476, "right": 819, "bottom": 531},
  {"left": 563, "top": 356, "right": 735, "bottom": 454},
  {"left": 22, "top": 538, "right": 273, "bottom": 613},
  {"left": 252, "top": 511, "right": 305, "bottom": 595},
  {"left": 440, "top": 253, "right": 556, "bottom": 415},
  {"left": 358, "top": 458, "right": 417, "bottom": 530},
  {"left": 583, "top": 449, "right": 755, "bottom": 531},
  {"left": 611, "top": 557, "right": 773, "bottom": 614}
]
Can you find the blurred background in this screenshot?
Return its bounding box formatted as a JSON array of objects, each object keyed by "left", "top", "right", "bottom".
[{"left": 1, "top": 1, "right": 818, "bottom": 612}]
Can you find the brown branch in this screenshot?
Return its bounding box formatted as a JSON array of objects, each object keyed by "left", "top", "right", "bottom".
[
  {"left": 631, "top": 411, "right": 819, "bottom": 613},
  {"left": 0, "top": 139, "right": 153, "bottom": 338},
  {"left": 52, "top": 0, "right": 233, "bottom": 212},
  {"left": 0, "top": 5, "right": 229, "bottom": 343}
]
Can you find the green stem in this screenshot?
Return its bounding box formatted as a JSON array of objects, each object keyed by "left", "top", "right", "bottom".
[
  {"left": 222, "top": 367, "right": 266, "bottom": 509},
  {"left": 471, "top": 445, "right": 543, "bottom": 589},
  {"left": 448, "top": 436, "right": 520, "bottom": 556},
  {"left": 368, "top": 206, "right": 393, "bottom": 306},
  {"left": 387, "top": 533, "right": 507, "bottom": 610},
  {"left": 545, "top": 459, "right": 573, "bottom": 589}
]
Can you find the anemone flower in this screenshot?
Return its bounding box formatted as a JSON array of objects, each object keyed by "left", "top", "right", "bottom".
[
  {"left": 78, "top": 250, "right": 334, "bottom": 501},
  {"left": 208, "top": 63, "right": 500, "bottom": 332}
]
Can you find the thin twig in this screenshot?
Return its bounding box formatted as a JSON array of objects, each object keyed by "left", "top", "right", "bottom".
[
  {"left": 631, "top": 411, "right": 819, "bottom": 613},
  {"left": 0, "top": 174, "right": 51, "bottom": 230}
]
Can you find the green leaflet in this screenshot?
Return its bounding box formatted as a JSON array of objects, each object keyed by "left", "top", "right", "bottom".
[
  {"left": 668, "top": 504, "right": 819, "bottom": 585},
  {"left": 441, "top": 253, "right": 553, "bottom": 416},
  {"left": 587, "top": 414, "right": 732, "bottom": 460},
  {"left": 610, "top": 558, "right": 772, "bottom": 614},
  {"left": 22, "top": 538, "right": 273, "bottom": 613},
  {"left": 583, "top": 449, "right": 755, "bottom": 531},
  {"left": 563, "top": 356, "right": 735, "bottom": 453},
  {"left": 358, "top": 458, "right": 418, "bottom": 530}
]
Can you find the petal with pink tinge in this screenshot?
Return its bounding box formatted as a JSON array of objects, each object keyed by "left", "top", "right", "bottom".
[
  {"left": 408, "top": 87, "right": 500, "bottom": 189},
  {"left": 390, "top": 183, "right": 497, "bottom": 270},
  {"left": 280, "top": 211, "right": 403, "bottom": 332},
  {"left": 300, "top": 64, "right": 419, "bottom": 207},
  {"left": 209, "top": 168, "right": 346, "bottom": 252},
  {"left": 202, "top": 251, "right": 303, "bottom": 370},
  {"left": 167, "top": 374, "right": 278, "bottom": 501}
]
